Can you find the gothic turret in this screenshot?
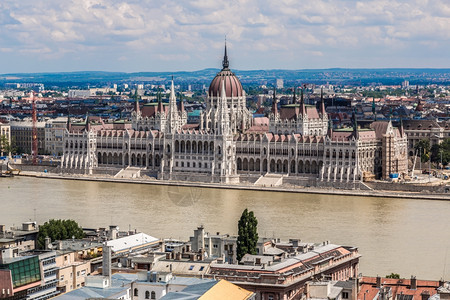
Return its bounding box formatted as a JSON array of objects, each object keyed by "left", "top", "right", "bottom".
[
  {"left": 218, "top": 79, "right": 230, "bottom": 135},
  {"left": 272, "top": 87, "right": 278, "bottom": 115},
  {"left": 157, "top": 91, "right": 164, "bottom": 114},
  {"left": 167, "top": 77, "right": 178, "bottom": 133},
  {"left": 299, "top": 88, "right": 306, "bottom": 116},
  {"left": 319, "top": 88, "right": 326, "bottom": 116}
]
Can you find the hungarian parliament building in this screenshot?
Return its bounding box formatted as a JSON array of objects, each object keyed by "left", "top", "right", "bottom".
[{"left": 61, "top": 46, "right": 408, "bottom": 185}]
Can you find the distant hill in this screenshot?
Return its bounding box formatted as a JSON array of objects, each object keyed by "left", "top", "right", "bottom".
[{"left": 1, "top": 68, "right": 450, "bottom": 86}]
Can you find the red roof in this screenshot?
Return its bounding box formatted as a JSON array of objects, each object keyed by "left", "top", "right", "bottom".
[{"left": 358, "top": 276, "right": 441, "bottom": 300}]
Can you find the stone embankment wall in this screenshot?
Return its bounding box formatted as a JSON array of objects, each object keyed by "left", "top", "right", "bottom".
[
  {"left": 366, "top": 181, "right": 450, "bottom": 194},
  {"left": 10, "top": 164, "right": 58, "bottom": 173}
]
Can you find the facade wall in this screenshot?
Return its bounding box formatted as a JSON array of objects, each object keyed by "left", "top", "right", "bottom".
[
  {"left": 61, "top": 74, "right": 408, "bottom": 184},
  {"left": 10, "top": 121, "right": 46, "bottom": 154},
  {"left": 55, "top": 252, "right": 90, "bottom": 294}
]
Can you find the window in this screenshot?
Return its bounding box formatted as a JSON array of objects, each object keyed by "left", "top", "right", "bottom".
[
  {"left": 268, "top": 295, "right": 274, "bottom": 300},
  {"left": 199, "top": 266, "right": 204, "bottom": 271},
  {"left": 60, "top": 275, "right": 64, "bottom": 281},
  {"left": 213, "top": 244, "right": 218, "bottom": 248},
  {"left": 151, "top": 291, "right": 156, "bottom": 299},
  {"left": 343, "top": 292, "right": 349, "bottom": 299},
  {"left": 145, "top": 291, "right": 150, "bottom": 299},
  {"left": 189, "top": 265, "right": 194, "bottom": 270},
  {"left": 77, "top": 271, "right": 80, "bottom": 277},
  {"left": 81, "top": 270, "right": 86, "bottom": 276},
  {"left": 134, "top": 288, "right": 138, "bottom": 296}
]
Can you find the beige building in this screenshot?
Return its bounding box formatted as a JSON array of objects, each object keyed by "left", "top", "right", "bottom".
[
  {"left": 56, "top": 251, "right": 91, "bottom": 294},
  {"left": 10, "top": 119, "right": 46, "bottom": 154},
  {"left": 45, "top": 117, "right": 69, "bottom": 156}
]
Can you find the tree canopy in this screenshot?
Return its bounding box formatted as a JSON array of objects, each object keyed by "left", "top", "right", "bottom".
[
  {"left": 37, "top": 219, "right": 84, "bottom": 249},
  {"left": 236, "top": 208, "right": 259, "bottom": 262},
  {"left": 0, "top": 135, "right": 16, "bottom": 156},
  {"left": 414, "top": 139, "right": 431, "bottom": 163},
  {"left": 386, "top": 273, "right": 400, "bottom": 279},
  {"left": 431, "top": 138, "right": 450, "bottom": 166}
]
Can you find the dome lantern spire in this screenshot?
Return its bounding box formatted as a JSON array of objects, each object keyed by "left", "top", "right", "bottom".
[{"left": 222, "top": 38, "right": 229, "bottom": 70}]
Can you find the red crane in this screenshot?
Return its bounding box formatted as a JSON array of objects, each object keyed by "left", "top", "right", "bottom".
[{"left": 31, "top": 92, "right": 38, "bottom": 165}]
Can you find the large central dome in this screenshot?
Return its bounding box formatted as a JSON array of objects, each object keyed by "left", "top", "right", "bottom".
[{"left": 208, "top": 44, "right": 244, "bottom": 98}]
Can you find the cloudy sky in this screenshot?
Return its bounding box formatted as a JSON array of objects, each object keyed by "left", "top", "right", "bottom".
[{"left": 1, "top": 0, "right": 449, "bottom": 73}]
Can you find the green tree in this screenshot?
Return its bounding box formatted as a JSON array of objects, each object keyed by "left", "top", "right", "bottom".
[
  {"left": 414, "top": 139, "right": 431, "bottom": 163},
  {"left": 0, "top": 135, "right": 16, "bottom": 156},
  {"left": 37, "top": 219, "right": 84, "bottom": 249},
  {"left": 236, "top": 208, "right": 259, "bottom": 262},
  {"left": 0, "top": 134, "right": 8, "bottom": 156},
  {"left": 431, "top": 144, "right": 441, "bottom": 164},
  {"left": 386, "top": 273, "right": 400, "bottom": 279},
  {"left": 440, "top": 138, "right": 450, "bottom": 166}
]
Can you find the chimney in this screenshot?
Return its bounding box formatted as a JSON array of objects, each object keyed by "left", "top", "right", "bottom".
[
  {"left": 376, "top": 276, "right": 381, "bottom": 288},
  {"left": 421, "top": 291, "right": 430, "bottom": 300},
  {"left": 44, "top": 237, "right": 51, "bottom": 250},
  {"left": 411, "top": 276, "right": 417, "bottom": 290},
  {"left": 57, "top": 240, "right": 63, "bottom": 250},
  {"left": 109, "top": 225, "right": 118, "bottom": 240},
  {"left": 102, "top": 244, "right": 112, "bottom": 287}
]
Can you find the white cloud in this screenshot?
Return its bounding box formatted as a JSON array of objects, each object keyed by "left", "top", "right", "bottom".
[{"left": 0, "top": 0, "right": 450, "bottom": 72}]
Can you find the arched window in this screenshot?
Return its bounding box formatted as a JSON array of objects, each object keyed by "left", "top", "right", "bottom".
[
  {"left": 151, "top": 291, "right": 156, "bottom": 299},
  {"left": 145, "top": 291, "right": 150, "bottom": 299},
  {"left": 134, "top": 288, "right": 138, "bottom": 296}
]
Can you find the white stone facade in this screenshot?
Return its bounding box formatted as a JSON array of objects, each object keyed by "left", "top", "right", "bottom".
[{"left": 61, "top": 50, "right": 408, "bottom": 183}]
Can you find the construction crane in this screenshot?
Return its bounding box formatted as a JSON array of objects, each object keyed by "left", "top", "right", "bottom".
[{"left": 31, "top": 91, "right": 38, "bottom": 165}]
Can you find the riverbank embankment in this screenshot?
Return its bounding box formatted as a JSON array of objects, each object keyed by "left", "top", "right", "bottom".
[{"left": 14, "top": 171, "right": 450, "bottom": 201}]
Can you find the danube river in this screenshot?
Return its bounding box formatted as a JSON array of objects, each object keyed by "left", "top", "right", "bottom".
[{"left": 2, "top": 176, "right": 450, "bottom": 279}]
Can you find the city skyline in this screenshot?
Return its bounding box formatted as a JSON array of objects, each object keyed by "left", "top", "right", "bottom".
[{"left": 0, "top": 0, "right": 450, "bottom": 73}]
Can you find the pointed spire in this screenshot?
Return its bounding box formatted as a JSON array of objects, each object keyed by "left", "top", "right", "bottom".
[
  {"left": 178, "top": 92, "right": 184, "bottom": 112},
  {"left": 134, "top": 95, "right": 140, "bottom": 116},
  {"left": 67, "top": 108, "right": 71, "bottom": 131},
  {"left": 299, "top": 88, "right": 306, "bottom": 115},
  {"left": 372, "top": 97, "right": 376, "bottom": 120},
  {"left": 327, "top": 117, "right": 333, "bottom": 137},
  {"left": 319, "top": 88, "right": 326, "bottom": 115},
  {"left": 222, "top": 38, "right": 229, "bottom": 70},
  {"left": 352, "top": 108, "right": 359, "bottom": 139},
  {"left": 272, "top": 87, "right": 278, "bottom": 115},
  {"left": 219, "top": 78, "right": 230, "bottom": 134},
  {"left": 157, "top": 88, "right": 164, "bottom": 113},
  {"left": 169, "top": 77, "right": 176, "bottom": 104},
  {"left": 85, "top": 111, "right": 90, "bottom": 131},
  {"left": 292, "top": 87, "right": 296, "bottom": 104},
  {"left": 399, "top": 117, "right": 405, "bottom": 137}
]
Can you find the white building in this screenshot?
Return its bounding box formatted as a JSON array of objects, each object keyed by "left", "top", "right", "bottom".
[{"left": 61, "top": 45, "right": 408, "bottom": 183}]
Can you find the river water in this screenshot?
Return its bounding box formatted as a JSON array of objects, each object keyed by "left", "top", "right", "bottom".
[{"left": 1, "top": 176, "right": 450, "bottom": 280}]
